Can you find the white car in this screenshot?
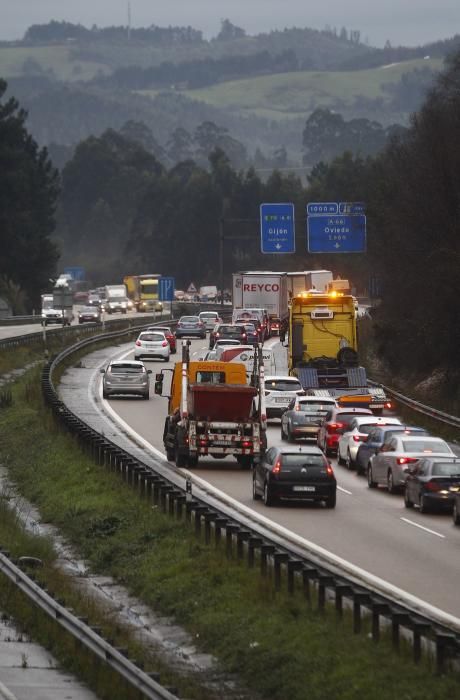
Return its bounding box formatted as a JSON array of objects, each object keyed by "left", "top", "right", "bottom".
[
  {"left": 337, "top": 416, "right": 402, "bottom": 469},
  {"left": 134, "top": 331, "right": 170, "bottom": 362},
  {"left": 263, "top": 376, "right": 304, "bottom": 419},
  {"left": 198, "top": 311, "right": 222, "bottom": 330},
  {"left": 206, "top": 339, "right": 242, "bottom": 360},
  {"left": 368, "top": 435, "right": 455, "bottom": 494}
]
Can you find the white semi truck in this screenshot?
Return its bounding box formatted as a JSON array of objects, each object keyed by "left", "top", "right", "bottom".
[
  {"left": 232, "top": 271, "right": 288, "bottom": 335},
  {"left": 286, "top": 270, "right": 333, "bottom": 298}
]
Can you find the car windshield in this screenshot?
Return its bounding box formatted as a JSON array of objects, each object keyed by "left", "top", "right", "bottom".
[
  {"left": 200, "top": 313, "right": 216, "bottom": 319},
  {"left": 403, "top": 439, "right": 450, "bottom": 453},
  {"left": 80, "top": 307, "right": 96, "bottom": 313},
  {"left": 282, "top": 454, "right": 326, "bottom": 467},
  {"left": 196, "top": 371, "right": 226, "bottom": 384},
  {"left": 110, "top": 364, "right": 144, "bottom": 374},
  {"left": 431, "top": 463, "right": 460, "bottom": 476},
  {"left": 336, "top": 412, "right": 369, "bottom": 426},
  {"left": 139, "top": 333, "right": 164, "bottom": 341},
  {"left": 359, "top": 424, "right": 381, "bottom": 434},
  {"left": 243, "top": 324, "right": 256, "bottom": 331},
  {"left": 298, "top": 402, "right": 332, "bottom": 414},
  {"left": 265, "top": 379, "right": 302, "bottom": 392},
  {"left": 181, "top": 317, "right": 198, "bottom": 322}
]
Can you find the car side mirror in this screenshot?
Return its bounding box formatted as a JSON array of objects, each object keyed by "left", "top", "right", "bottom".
[
  {"left": 147, "top": 369, "right": 152, "bottom": 374},
  {"left": 100, "top": 368, "right": 105, "bottom": 374},
  {"left": 154, "top": 373, "right": 164, "bottom": 395}
]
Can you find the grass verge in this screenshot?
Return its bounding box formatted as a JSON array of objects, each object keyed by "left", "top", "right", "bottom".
[{"left": 0, "top": 365, "right": 459, "bottom": 700}]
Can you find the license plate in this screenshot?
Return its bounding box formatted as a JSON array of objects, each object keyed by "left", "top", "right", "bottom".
[
  {"left": 212, "top": 441, "right": 230, "bottom": 446},
  {"left": 293, "top": 485, "right": 316, "bottom": 492},
  {"left": 275, "top": 398, "right": 288, "bottom": 404}
]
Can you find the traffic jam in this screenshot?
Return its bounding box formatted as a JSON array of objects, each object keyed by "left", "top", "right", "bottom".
[{"left": 99, "top": 269, "right": 460, "bottom": 524}]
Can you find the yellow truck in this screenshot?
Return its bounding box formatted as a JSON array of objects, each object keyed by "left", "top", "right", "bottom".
[
  {"left": 123, "top": 274, "right": 163, "bottom": 313},
  {"left": 289, "top": 291, "right": 388, "bottom": 413},
  {"left": 154, "top": 343, "right": 267, "bottom": 468}
]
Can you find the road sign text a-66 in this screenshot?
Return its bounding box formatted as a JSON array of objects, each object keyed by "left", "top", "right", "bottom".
[{"left": 260, "top": 203, "right": 295, "bottom": 254}]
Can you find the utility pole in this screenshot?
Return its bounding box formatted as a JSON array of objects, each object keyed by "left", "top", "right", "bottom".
[{"left": 219, "top": 217, "right": 224, "bottom": 309}]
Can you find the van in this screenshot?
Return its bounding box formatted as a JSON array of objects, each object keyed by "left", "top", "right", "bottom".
[{"left": 219, "top": 345, "right": 276, "bottom": 375}]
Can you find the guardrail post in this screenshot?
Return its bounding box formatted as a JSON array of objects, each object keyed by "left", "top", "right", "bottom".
[
  {"left": 226, "top": 524, "right": 239, "bottom": 559},
  {"left": 302, "top": 567, "right": 317, "bottom": 604},
  {"left": 370, "top": 602, "right": 389, "bottom": 642},
  {"left": 260, "top": 544, "right": 275, "bottom": 577},
  {"left": 194, "top": 506, "right": 208, "bottom": 537},
  {"left": 390, "top": 611, "right": 409, "bottom": 650},
  {"left": 214, "top": 518, "right": 228, "bottom": 546},
  {"left": 353, "top": 591, "right": 371, "bottom": 634},
  {"left": 334, "top": 583, "right": 351, "bottom": 619},
  {"left": 176, "top": 494, "right": 186, "bottom": 519},
  {"left": 273, "top": 552, "right": 289, "bottom": 592},
  {"left": 236, "top": 530, "right": 250, "bottom": 560},
  {"left": 247, "top": 537, "right": 263, "bottom": 568},
  {"left": 203, "top": 513, "right": 216, "bottom": 545},
  {"left": 317, "top": 575, "right": 334, "bottom": 612},
  {"left": 412, "top": 620, "right": 430, "bottom": 664},
  {"left": 435, "top": 633, "right": 456, "bottom": 675},
  {"left": 287, "top": 560, "right": 303, "bottom": 595}
]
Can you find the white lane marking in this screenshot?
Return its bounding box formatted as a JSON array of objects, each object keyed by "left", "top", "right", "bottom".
[
  {"left": 400, "top": 517, "right": 445, "bottom": 539},
  {"left": 337, "top": 486, "right": 352, "bottom": 495}
]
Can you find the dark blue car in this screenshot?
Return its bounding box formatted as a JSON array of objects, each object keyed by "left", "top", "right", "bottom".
[{"left": 355, "top": 425, "right": 428, "bottom": 475}]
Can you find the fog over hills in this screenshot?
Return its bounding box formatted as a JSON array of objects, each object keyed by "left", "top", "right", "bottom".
[{"left": 2, "top": 0, "right": 460, "bottom": 47}]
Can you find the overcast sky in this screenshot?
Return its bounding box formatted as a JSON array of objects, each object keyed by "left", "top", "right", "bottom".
[{"left": 2, "top": 0, "right": 460, "bottom": 47}]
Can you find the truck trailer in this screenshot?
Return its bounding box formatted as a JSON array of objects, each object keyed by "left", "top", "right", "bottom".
[
  {"left": 286, "top": 270, "right": 333, "bottom": 298},
  {"left": 232, "top": 271, "right": 288, "bottom": 334}
]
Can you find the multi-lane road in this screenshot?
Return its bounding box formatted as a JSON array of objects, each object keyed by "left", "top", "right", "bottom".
[{"left": 89, "top": 334, "right": 460, "bottom": 620}]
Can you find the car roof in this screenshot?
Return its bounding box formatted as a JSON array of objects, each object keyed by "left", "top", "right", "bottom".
[
  {"left": 333, "top": 407, "right": 373, "bottom": 416},
  {"left": 350, "top": 417, "right": 401, "bottom": 427},
  {"left": 298, "top": 395, "right": 336, "bottom": 402},
  {"left": 277, "top": 446, "right": 324, "bottom": 456},
  {"left": 109, "top": 360, "right": 144, "bottom": 367},
  {"left": 139, "top": 330, "right": 166, "bottom": 336},
  {"left": 394, "top": 435, "right": 448, "bottom": 443},
  {"left": 150, "top": 326, "right": 171, "bottom": 331},
  {"left": 265, "top": 375, "right": 302, "bottom": 382},
  {"left": 215, "top": 339, "right": 241, "bottom": 345},
  {"left": 418, "top": 456, "right": 460, "bottom": 464}
]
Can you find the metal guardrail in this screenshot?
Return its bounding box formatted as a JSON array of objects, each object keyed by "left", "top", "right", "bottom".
[
  {"left": 368, "top": 380, "right": 460, "bottom": 431},
  {"left": 0, "top": 551, "right": 179, "bottom": 700},
  {"left": 37, "top": 325, "right": 460, "bottom": 675}
]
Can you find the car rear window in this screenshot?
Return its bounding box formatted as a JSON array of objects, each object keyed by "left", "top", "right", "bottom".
[
  {"left": 200, "top": 313, "right": 217, "bottom": 319},
  {"left": 181, "top": 317, "right": 198, "bottom": 322},
  {"left": 431, "top": 463, "right": 460, "bottom": 476},
  {"left": 110, "top": 364, "right": 144, "bottom": 374},
  {"left": 403, "top": 439, "right": 450, "bottom": 453},
  {"left": 337, "top": 413, "right": 369, "bottom": 428},
  {"left": 282, "top": 454, "right": 326, "bottom": 467},
  {"left": 299, "top": 401, "right": 334, "bottom": 412},
  {"left": 266, "top": 379, "right": 302, "bottom": 392},
  {"left": 140, "top": 333, "right": 164, "bottom": 341},
  {"left": 359, "top": 424, "right": 381, "bottom": 434}
]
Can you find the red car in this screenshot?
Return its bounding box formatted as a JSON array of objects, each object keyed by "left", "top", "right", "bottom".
[
  {"left": 148, "top": 326, "right": 176, "bottom": 354},
  {"left": 317, "top": 406, "right": 373, "bottom": 456}
]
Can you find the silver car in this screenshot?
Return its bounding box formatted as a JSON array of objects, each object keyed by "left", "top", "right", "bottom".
[
  {"left": 198, "top": 311, "right": 222, "bottom": 330},
  {"left": 368, "top": 435, "right": 455, "bottom": 493},
  {"left": 101, "top": 361, "right": 151, "bottom": 399},
  {"left": 134, "top": 331, "right": 170, "bottom": 362}
]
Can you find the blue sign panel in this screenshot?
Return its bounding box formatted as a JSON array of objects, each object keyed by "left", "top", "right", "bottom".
[
  {"left": 260, "top": 203, "right": 295, "bottom": 254},
  {"left": 307, "top": 202, "right": 338, "bottom": 215},
  {"left": 158, "top": 276, "right": 175, "bottom": 302},
  {"left": 63, "top": 266, "right": 85, "bottom": 281},
  {"left": 307, "top": 215, "right": 366, "bottom": 253}
]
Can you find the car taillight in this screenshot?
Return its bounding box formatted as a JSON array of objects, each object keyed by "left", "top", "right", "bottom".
[
  {"left": 426, "top": 481, "right": 441, "bottom": 492},
  {"left": 385, "top": 401, "right": 393, "bottom": 409},
  {"left": 162, "top": 340, "right": 168, "bottom": 347},
  {"left": 215, "top": 332, "right": 220, "bottom": 338},
  {"left": 272, "top": 458, "right": 282, "bottom": 474},
  {"left": 177, "top": 322, "right": 182, "bottom": 327},
  {"left": 353, "top": 435, "right": 367, "bottom": 442},
  {"left": 135, "top": 340, "right": 141, "bottom": 346},
  {"left": 241, "top": 440, "right": 252, "bottom": 448},
  {"left": 326, "top": 464, "right": 335, "bottom": 478},
  {"left": 396, "top": 457, "right": 419, "bottom": 465},
  {"left": 242, "top": 333, "right": 246, "bottom": 338},
  {"left": 327, "top": 422, "right": 344, "bottom": 433}
]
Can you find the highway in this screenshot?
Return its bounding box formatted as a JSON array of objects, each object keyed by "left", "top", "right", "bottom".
[{"left": 68, "top": 334, "right": 460, "bottom": 621}]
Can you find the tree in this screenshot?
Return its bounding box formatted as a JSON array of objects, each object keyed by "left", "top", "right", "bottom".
[
  {"left": 0, "top": 80, "right": 59, "bottom": 310},
  {"left": 166, "top": 127, "right": 194, "bottom": 163},
  {"left": 216, "top": 19, "right": 246, "bottom": 41}
]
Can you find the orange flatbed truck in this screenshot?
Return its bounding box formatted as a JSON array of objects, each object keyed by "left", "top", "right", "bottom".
[{"left": 155, "top": 342, "right": 267, "bottom": 468}]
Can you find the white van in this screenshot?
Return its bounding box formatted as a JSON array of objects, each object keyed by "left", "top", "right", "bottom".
[{"left": 219, "top": 345, "right": 276, "bottom": 375}]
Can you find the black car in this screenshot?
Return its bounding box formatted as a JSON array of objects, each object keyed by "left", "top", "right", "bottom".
[
  {"left": 241, "top": 323, "right": 258, "bottom": 345},
  {"left": 404, "top": 457, "right": 460, "bottom": 513},
  {"left": 209, "top": 323, "right": 247, "bottom": 349},
  {"left": 252, "top": 446, "right": 336, "bottom": 508},
  {"left": 355, "top": 425, "right": 429, "bottom": 475},
  {"left": 175, "top": 316, "right": 206, "bottom": 339}
]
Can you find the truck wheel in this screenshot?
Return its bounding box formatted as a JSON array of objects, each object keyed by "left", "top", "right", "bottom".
[
  {"left": 237, "top": 455, "right": 252, "bottom": 469},
  {"left": 175, "top": 446, "right": 187, "bottom": 468}
]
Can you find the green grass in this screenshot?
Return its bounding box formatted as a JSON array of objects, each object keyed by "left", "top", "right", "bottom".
[
  {"left": 0, "top": 365, "right": 459, "bottom": 698},
  {"left": 138, "top": 58, "right": 443, "bottom": 120}
]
